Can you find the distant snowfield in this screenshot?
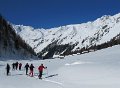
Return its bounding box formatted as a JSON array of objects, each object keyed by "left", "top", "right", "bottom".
[{"left": 0, "top": 45, "right": 120, "bottom": 88}]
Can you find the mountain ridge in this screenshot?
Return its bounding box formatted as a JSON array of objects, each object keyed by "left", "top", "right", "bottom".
[{"left": 12, "top": 13, "right": 120, "bottom": 59}]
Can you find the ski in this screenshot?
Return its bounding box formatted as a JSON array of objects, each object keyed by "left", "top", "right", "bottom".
[
  {"left": 32, "top": 74, "right": 58, "bottom": 79},
  {"left": 45, "top": 74, "right": 58, "bottom": 78}
]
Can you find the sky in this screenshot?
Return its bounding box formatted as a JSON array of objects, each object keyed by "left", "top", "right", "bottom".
[{"left": 0, "top": 0, "right": 120, "bottom": 29}]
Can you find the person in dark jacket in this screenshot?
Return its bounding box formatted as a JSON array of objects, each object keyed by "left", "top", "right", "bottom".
[
  {"left": 6, "top": 63, "right": 10, "bottom": 76},
  {"left": 15, "top": 62, "right": 19, "bottom": 70},
  {"left": 38, "top": 64, "right": 47, "bottom": 79},
  {"left": 19, "top": 63, "right": 22, "bottom": 70},
  {"left": 24, "top": 63, "right": 29, "bottom": 75},
  {"left": 29, "top": 64, "right": 34, "bottom": 77},
  {"left": 12, "top": 63, "right": 15, "bottom": 70}
]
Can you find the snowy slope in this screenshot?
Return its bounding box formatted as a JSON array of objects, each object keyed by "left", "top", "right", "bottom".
[
  {"left": 0, "top": 45, "right": 120, "bottom": 88},
  {"left": 13, "top": 13, "right": 120, "bottom": 54}
]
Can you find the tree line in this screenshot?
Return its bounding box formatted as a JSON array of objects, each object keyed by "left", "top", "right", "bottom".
[{"left": 0, "top": 14, "right": 36, "bottom": 58}]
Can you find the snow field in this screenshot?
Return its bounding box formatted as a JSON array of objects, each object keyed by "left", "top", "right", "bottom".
[{"left": 0, "top": 45, "right": 120, "bottom": 88}]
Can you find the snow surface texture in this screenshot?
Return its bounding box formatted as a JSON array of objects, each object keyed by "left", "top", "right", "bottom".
[
  {"left": 13, "top": 13, "right": 120, "bottom": 54},
  {"left": 0, "top": 45, "right": 120, "bottom": 88}
]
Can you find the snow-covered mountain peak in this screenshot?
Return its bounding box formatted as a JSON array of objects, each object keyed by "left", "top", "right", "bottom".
[{"left": 12, "top": 13, "right": 120, "bottom": 57}]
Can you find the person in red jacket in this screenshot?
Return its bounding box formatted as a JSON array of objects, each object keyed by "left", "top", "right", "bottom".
[{"left": 38, "top": 64, "right": 47, "bottom": 79}]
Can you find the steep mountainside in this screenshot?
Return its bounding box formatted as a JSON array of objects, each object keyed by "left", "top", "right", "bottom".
[
  {"left": 0, "top": 15, "right": 36, "bottom": 60},
  {"left": 13, "top": 13, "right": 120, "bottom": 59}
]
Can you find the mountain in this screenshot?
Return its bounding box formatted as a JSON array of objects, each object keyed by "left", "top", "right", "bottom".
[
  {"left": 12, "top": 13, "right": 120, "bottom": 59},
  {"left": 0, "top": 15, "right": 36, "bottom": 60}
]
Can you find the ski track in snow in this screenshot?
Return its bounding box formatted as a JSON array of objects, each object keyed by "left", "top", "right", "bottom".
[
  {"left": 29, "top": 74, "right": 63, "bottom": 88},
  {"left": 42, "top": 79, "right": 63, "bottom": 87}
]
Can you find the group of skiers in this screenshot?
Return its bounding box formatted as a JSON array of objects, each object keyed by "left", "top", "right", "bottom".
[
  {"left": 12, "top": 62, "right": 22, "bottom": 70},
  {"left": 6, "top": 62, "right": 47, "bottom": 79}
]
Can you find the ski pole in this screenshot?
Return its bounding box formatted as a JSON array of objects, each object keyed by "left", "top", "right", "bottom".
[{"left": 46, "top": 68, "right": 48, "bottom": 77}]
